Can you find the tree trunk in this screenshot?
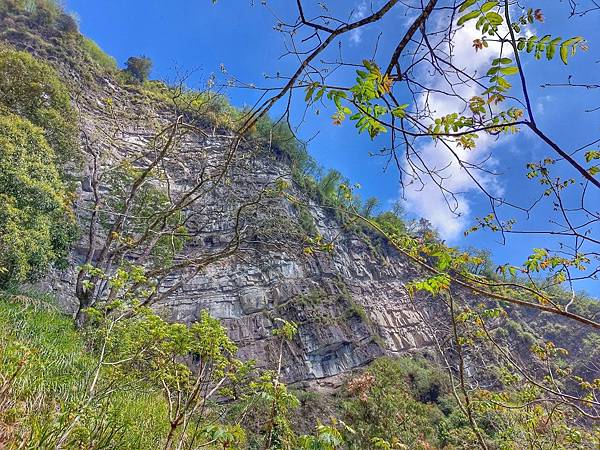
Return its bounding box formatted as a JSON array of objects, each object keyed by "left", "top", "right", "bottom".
[{"left": 164, "top": 422, "right": 178, "bottom": 450}]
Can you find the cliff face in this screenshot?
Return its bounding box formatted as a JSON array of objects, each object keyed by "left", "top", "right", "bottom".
[
  {"left": 163, "top": 199, "right": 435, "bottom": 384},
  {"left": 1, "top": 8, "right": 438, "bottom": 386},
  {"left": 73, "top": 107, "right": 437, "bottom": 386}
]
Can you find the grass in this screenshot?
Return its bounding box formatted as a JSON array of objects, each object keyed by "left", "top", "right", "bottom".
[
  {"left": 0, "top": 291, "right": 168, "bottom": 449},
  {"left": 80, "top": 36, "right": 117, "bottom": 72},
  {"left": 0, "top": 293, "right": 93, "bottom": 400}
]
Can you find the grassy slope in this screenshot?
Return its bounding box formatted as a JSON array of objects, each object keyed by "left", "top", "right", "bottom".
[{"left": 0, "top": 292, "right": 167, "bottom": 449}]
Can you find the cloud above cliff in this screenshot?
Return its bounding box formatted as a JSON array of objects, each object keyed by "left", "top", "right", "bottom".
[{"left": 400, "top": 19, "right": 509, "bottom": 241}]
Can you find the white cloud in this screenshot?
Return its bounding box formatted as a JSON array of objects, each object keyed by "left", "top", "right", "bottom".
[
  {"left": 400, "top": 19, "right": 511, "bottom": 241},
  {"left": 349, "top": 1, "right": 368, "bottom": 45},
  {"left": 535, "top": 94, "right": 553, "bottom": 116}
]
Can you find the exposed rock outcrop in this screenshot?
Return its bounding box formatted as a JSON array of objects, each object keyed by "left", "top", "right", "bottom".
[{"left": 1, "top": 8, "right": 439, "bottom": 386}]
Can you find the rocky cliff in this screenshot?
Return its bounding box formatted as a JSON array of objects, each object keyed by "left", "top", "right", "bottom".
[{"left": 1, "top": 5, "right": 440, "bottom": 387}]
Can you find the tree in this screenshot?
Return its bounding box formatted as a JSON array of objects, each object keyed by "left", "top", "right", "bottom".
[
  {"left": 341, "top": 357, "right": 447, "bottom": 448},
  {"left": 216, "top": 1, "right": 599, "bottom": 326},
  {"left": 0, "top": 48, "right": 79, "bottom": 165},
  {"left": 73, "top": 79, "right": 290, "bottom": 326},
  {"left": 210, "top": 1, "right": 600, "bottom": 445},
  {"left": 88, "top": 305, "right": 246, "bottom": 450},
  {"left": 0, "top": 115, "right": 76, "bottom": 286},
  {"left": 124, "top": 55, "right": 152, "bottom": 83},
  {"left": 0, "top": 48, "right": 78, "bottom": 287}
]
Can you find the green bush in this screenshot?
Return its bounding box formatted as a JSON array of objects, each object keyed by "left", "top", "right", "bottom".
[
  {"left": 340, "top": 357, "right": 453, "bottom": 449},
  {"left": 375, "top": 210, "right": 407, "bottom": 236},
  {"left": 0, "top": 293, "right": 168, "bottom": 448},
  {"left": 81, "top": 37, "right": 117, "bottom": 71},
  {"left": 124, "top": 55, "right": 152, "bottom": 83},
  {"left": 0, "top": 115, "right": 77, "bottom": 286},
  {"left": 0, "top": 0, "right": 68, "bottom": 33},
  {"left": 253, "top": 115, "right": 315, "bottom": 172},
  {"left": 0, "top": 48, "right": 79, "bottom": 165},
  {"left": 297, "top": 205, "right": 317, "bottom": 236}
]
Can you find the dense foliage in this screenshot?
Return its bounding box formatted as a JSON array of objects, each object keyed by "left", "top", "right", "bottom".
[
  {"left": 2, "top": 293, "right": 597, "bottom": 449},
  {"left": 340, "top": 357, "right": 451, "bottom": 448},
  {"left": 0, "top": 115, "right": 76, "bottom": 286},
  {"left": 124, "top": 55, "right": 153, "bottom": 83},
  {"left": 0, "top": 0, "right": 67, "bottom": 28},
  {"left": 0, "top": 47, "right": 79, "bottom": 165},
  {"left": 81, "top": 36, "right": 118, "bottom": 71},
  {"left": 0, "top": 47, "right": 77, "bottom": 287},
  {"left": 0, "top": 293, "right": 168, "bottom": 448},
  {"left": 0, "top": 293, "right": 344, "bottom": 449},
  {"left": 0, "top": 2, "right": 598, "bottom": 449}
]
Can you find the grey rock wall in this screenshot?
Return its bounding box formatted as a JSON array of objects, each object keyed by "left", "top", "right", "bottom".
[{"left": 2, "top": 16, "right": 437, "bottom": 386}]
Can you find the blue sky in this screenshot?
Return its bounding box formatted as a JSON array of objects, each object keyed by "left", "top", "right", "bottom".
[{"left": 65, "top": 1, "right": 600, "bottom": 295}]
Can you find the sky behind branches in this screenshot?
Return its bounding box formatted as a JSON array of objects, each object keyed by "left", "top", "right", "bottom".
[{"left": 65, "top": 0, "right": 600, "bottom": 295}]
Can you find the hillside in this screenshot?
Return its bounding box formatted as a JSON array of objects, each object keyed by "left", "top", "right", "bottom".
[
  {"left": 1, "top": 0, "right": 441, "bottom": 386},
  {"left": 0, "top": 1, "right": 598, "bottom": 449}
]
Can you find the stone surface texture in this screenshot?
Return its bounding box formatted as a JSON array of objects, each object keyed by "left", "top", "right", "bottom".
[{"left": 1, "top": 14, "right": 438, "bottom": 387}]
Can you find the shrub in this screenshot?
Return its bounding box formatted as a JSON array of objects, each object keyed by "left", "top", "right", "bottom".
[
  {"left": 340, "top": 357, "right": 452, "bottom": 448},
  {"left": 54, "top": 11, "right": 78, "bottom": 34},
  {"left": 1, "top": 0, "right": 63, "bottom": 28},
  {"left": 81, "top": 36, "right": 117, "bottom": 71},
  {"left": 317, "top": 169, "right": 346, "bottom": 205},
  {"left": 0, "top": 293, "right": 168, "bottom": 448},
  {"left": 0, "top": 48, "right": 79, "bottom": 165},
  {"left": 253, "top": 116, "right": 320, "bottom": 178},
  {"left": 0, "top": 0, "right": 79, "bottom": 35},
  {"left": 0, "top": 115, "right": 77, "bottom": 286},
  {"left": 124, "top": 55, "right": 152, "bottom": 83},
  {"left": 374, "top": 210, "right": 407, "bottom": 236},
  {"left": 297, "top": 205, "right": 317, "bottom": 236}
]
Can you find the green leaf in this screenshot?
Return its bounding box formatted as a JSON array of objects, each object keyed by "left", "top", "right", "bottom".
[
  {"left": 459, "top": 0, "right": 477, "bottom": 13},
  {"left": 526, "top": 36, "right": 538, "bottom": 53},
  {"left": 562, "top": 36, "right": 584, "bottom": 47},
  {"left": 436, "top": 252, "right": 453, "bottom": 271},
  {"left": 559, "top": 43, "right": 569, "bottom": 64},
  {"left": 546, "top": 37, "right": 562, "bottom": 60},
  {"left": 304, "top": 84, "right": 315, "bottom": 102},
  {"left": 560, "top": 37, "right": 584, "bottom": 64},
  {"left": 391, "top": 104, "right": 409, "bottom": 118},
  {"left": 538, "top": 35, "right": 552, "bottom": 45},
  {"left": 549, "top": 37, "right": 562, "bottom": 46},
  {"left": 585, "top": 150, "right": 600, "bottom": 163},
  {"left": 485, "top": 11, "right": 503, "bottom": 25},
  {"left": 492, "top": 57, "right": 512, "bottom": 65},
  {"left": 476, "top": 15, "right": 486, "bottom": 30},
  {"left": 457, "top": 10, "right": 480, "bottom": 26},
  {"left": 480, "top": 1, "right": 498, "bottom": 12},
  {"left": 499, "top": 66, "right": 519, "bottom": 75},
  {"left": 589, "top": 166, "right": 600, "bottom": 176},
  {"left": 496, "top": 76, "right": 511, "bottom": 89},
  {"left": 314, "top": 87, "right": 325, "bottom": 102}
]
